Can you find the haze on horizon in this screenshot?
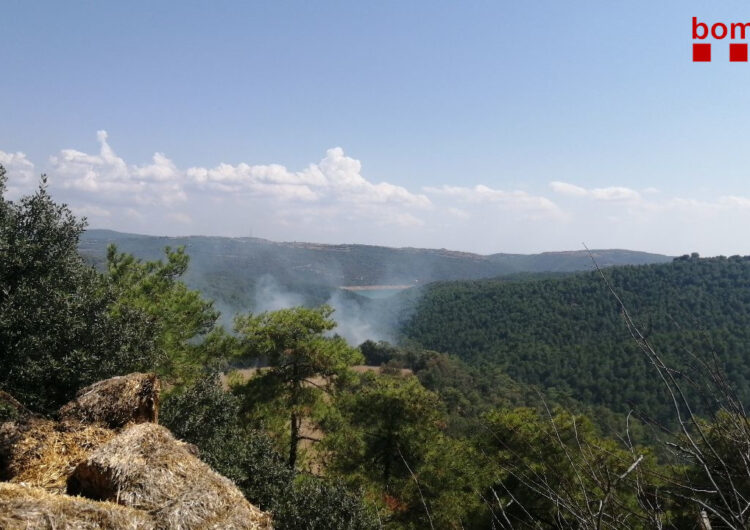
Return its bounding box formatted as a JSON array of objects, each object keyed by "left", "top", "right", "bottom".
[{"left": 3, "top": 1, "right": 750, "bottom": 257}]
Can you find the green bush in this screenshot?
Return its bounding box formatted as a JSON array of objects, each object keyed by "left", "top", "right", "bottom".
[
  {"left": 161, "top": 373, "right": 378, "bottom": 529},
  {"left": 0, "top": 169, "right": 160, "bottom": 412}
]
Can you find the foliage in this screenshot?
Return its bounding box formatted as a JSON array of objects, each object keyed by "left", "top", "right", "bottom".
[
  {"left": 0, "top": 169, "right": 160, "bottom": 412},
  {"left": 328, "top": 373, "right": 444, "bottom": 485},
  {"left": 233, "top": 306, "right": 363, "bottom": 467},
  {"left": 106, "top": 244, "right": 222, "bottom": 384},
  {"left": 476, "top": 407, "right": 667, "bottom": 529},
  {"left": 161, "top": 372, "right": 295, "bottom": 507},
  {"left": 161, "top": 372, "right": 378, "bottom": 530},
  {"left": 402, "top": 256, "right": 750, "bottom": 425},
  {"left": 327, "top": 371, "right": 492, "bottom": 527},
  {"left": 271, "top": 475, "right": 379, "bottom": 530}
]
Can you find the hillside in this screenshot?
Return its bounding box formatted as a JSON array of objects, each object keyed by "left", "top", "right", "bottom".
[
  {"left": 7, "top": 183, "right": 750, "bottom": 528},
  {"left": 400, "top": 255, "right": 750, "bottom": 425},
  {"left": 79, "top": 229, "right": 671, "bottom": 313}
]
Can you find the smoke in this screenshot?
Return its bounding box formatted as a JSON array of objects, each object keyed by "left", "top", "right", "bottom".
[
  {"left": 325, "top": 290, "right": 394, "bottom": 346},
  {"left": 252, "top": 275, "right": 306, "bottom": 313},
  {"left": 243, "top": 274, "right": 402, "bottom": 346}
]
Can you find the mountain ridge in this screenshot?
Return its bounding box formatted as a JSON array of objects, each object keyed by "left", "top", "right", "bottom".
[{"left": 80, "top": 229, "right": 673, "bottom": 286}]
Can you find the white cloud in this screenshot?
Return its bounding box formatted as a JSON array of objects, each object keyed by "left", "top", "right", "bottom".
[
  {"left": 125, "top": 208, "right": 145, "bottom": 221},
  {"left": 550, "top": 181, "right": 641, "bottom": 202},
  {"left": 48, "top": 132, "right": 431, "bottom": 216},
  {"left": 424, "top": 184, "right": 562, "bottom": 218},
  {"left": 167, "top": 212, "right": 192, "bottom": 224},
  {"left": 590, "top": 186, "right": 641, "bottom": 201},
  {"left": 719, "top": 196, "right": 750, "bottom": 209},
  {"left": 0, "top": 150, "right": 36, "bottom": 197},
  {"left": 71, "top": 204, "right": 111, "bottom": 218},
  {"left": 387, "top": 212, "right": 425, "bottom": 227},
  {"left": 549, "top": 181, "right": 587, "bottom": 197},
  {"left": 446, "top": 207, "right": 470, "bottom": 219},
  {"left": 50, "top": 130, "right": 186, "bottom": 206},
  {"left": 11, "top": 131, "right": 750, "bottom": 255},
  {"left": 187, "top": 147, "right": 431, "bottom": 207}
]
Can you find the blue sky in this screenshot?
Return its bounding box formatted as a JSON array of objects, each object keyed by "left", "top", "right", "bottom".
[{"left": 3, "top": 1, "right": 750, "bottom": 255}]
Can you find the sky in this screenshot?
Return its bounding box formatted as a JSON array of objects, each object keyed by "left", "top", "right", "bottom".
[{"left": 3, "top": 1, "right": 750, "bottom": 256}]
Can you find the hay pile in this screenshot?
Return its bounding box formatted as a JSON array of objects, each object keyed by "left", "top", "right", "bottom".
[
  {"left": 0, "top": 418, "right": 114, "bottom": 493},
  {"left": 0, "top": 482, "right": 155, "bottom": 529},
  {"left": 59, "top": 372, "right": 160, "bottom": 428},
  {"left": 1, "top": 374, "right": 272, "bottom": 528},
  {"left": 69, "top": 423, "right": 272, "bottom": 529}
]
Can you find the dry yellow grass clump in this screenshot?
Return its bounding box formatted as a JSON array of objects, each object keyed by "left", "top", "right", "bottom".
[
  {"left": 68, "top": 422, "right": 272, "bottom": 529},
  {"left": 0, "top": 418, "right": 115, "bottom": 493},
  {"left": 0, "top": 482, "right": 155, "bottom": 529},
  {"left": 58, "top": 372, "right": 160, "bottom": 428}
]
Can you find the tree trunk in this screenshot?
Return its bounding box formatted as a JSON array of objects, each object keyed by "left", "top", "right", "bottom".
[{"left": 289, "top": 410, "right": 299, "bottom": 468}]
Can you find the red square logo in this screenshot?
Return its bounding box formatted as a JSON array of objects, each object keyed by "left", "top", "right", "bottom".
[
  {"left": 730, "top": 43, "right": 748, "bottom": 62},
  {"left": 693, "top": 43, "right": 711, "bottom": 62}
]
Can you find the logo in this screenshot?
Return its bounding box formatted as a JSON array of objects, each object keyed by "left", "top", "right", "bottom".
[{"left": 693, "top": 17, "right": 749, "bottom": 62}]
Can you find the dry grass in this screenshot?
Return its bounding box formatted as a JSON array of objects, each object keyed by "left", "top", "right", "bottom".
[
  {"left": 69, "top": 422, "right": 272, "bottom": 529},
  {"left": 350, "top": 365, "right": 413, "bottom": 376},
  {"left": 0, "top": 418, "right": 115, "bottom": 493},
  {"left": 0, "top": 482, "right": 154, "bottom": 529},
  {"left": 222, "top": 365, "right": 412, "bottom": 389},
  {"left": 58, "top": 373, "right": 160, "bottom": 429}
]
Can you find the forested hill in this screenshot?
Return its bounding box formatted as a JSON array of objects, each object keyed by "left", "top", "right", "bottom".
[
  {"left": 401, "top": 255, "right": 750, "bottom": 425},
  {"left": 80, "top": 229, "right": 671, "bottom": 288}
]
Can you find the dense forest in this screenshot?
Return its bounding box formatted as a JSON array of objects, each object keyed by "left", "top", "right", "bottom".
[
  {"left": 5, "top": 166, "right": 750, "bottom": 529},
  {"left": 401, "top": 257, "right": 750, "bottom": 426}
]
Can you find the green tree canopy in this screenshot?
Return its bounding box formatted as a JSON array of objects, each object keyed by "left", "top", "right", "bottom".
[
  {"left": 0, "top": 168, "right": 160, "bottom": 412},
  {"left": 106, "top": 244, "right": 223, "bottom": 384},
  {"left": 233, "top": 305, "right": 363, "bottom": 468}
]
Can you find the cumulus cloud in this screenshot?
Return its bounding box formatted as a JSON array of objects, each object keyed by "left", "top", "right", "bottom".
[
  {"left": 0, "top": 150, "right": 36, "bottom": 197},
  {"left": 71, "top": 204, "right": 111, "bottom": 218},
  {"left": 446, "top": 207, "right": 470, "bottom": 219},
  {"left": 11, "top": 130, "right": 750, "bottom": 255},
  {"left": 48, "top": 132, "right": 430, "bottom": 214},
  {"left": 187, "top": 147, "right": 431, "bottom": 207},
  {"left": 387, "top": 212, "right": 425, "bottom": 227},
  {"left": 50, "top": 130, "right": 186, "bottom": 206},
  {"left": 548, "top": 181, "right": 588, "bottom": 197},
  {"left": 719, "top": 196, "right": 750, "bottom": 209},
  {"left": 550, "top": 181, "right": 641, "bottom": 202},
  {"left": 167, "top": 212, "right": 192, "bottom": 224},
  {"left": 424, "top": 184, "right": 563, "bottom": 218}
]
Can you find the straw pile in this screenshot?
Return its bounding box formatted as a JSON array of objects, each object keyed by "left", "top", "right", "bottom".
[
  {"left": 58, "top": 372, "right": 160, "bottom": 429},
  {"left": 68, "top": 422, "right": 272, "bottom": 529},
  {"left": 0, "top": 418, "right": 115, "bottom": 493},
  {"left": 0, "top": 482, "right": 155, "bottom": 529}
]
